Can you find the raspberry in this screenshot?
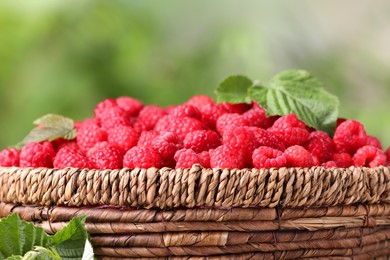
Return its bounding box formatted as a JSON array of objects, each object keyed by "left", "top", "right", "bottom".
[
  {"left": 137, "top": 130, "right": 160, "bottom": 147},
  {"left": 242, "top": 103, "right": 274, "bottom": 129},
  {"left": 216, "top": 113, "right": 249, "bottom": 135},
  {"left": 77, "top": 120, "right": 107, "bottom": 154},
  {"left": 210, "top": 145, "right": 246, "bottom": 169},
  {"left": 150, "top": 132, "right": 183, "bottom": 168},
  {"left": 252, "top": 147, "right": 287, "bottom": 169},
  {"left": 0, "top": 148, "right": 20, "bottom": 167},
  {"left": 51, "top": 139, "right": 78, "bottom": 151},
  {"left": 53, "top": 147, "right": 90, "bottom": 169},
  {"left": 184, "top": 130, "right": 221, "bottom": 153},
  {"left": 219, "top": 102, "right": 251, "bottom": 114},
  {"left": 116, "top": 96, "right": 143, "bottom": 117},
  {"left": 174, "top": 149, "right": 203, "bottom": 168},
  {"left": 366, "top": 135, "right": 382, "bottom": 150},
  {"left": 284, "top": 145, "right": 314, "bottom": 168},
  {"left": 333, "top": 120, "right": 367, "bottom": 154},
  {"left": 186, "top": 95, "right": 214, "bottom": 109},
  {"left": 386, "top": 146, "right": 390, "bottom": 163},
  {"left": 99, "top": 106, "right": 131, "bottom": 130},
  {"left": 200, "top": 104, "right": 227, "bottom": 130},
  {"left": 332, "top": 152, "right": 353, "bottom": 168},
  {"left": 250, "top": 128, "right": 285, "bottom": 151},
  {"left": 222, "top": 126, "right": 258, "bottom": 165},
  {"left": 304, "top": 131, "right": 335, "bottom": 163},
  {"left": 107, "top": 126, "right": 139, "bottom": 153},
  {"left": 170, "top": 105, "right": 202, "bottom": 121},
  {"left": 134, "top": 105, "right": 166, "bottom": 132},
  {"left": 87, "top": 142, "right": 123, "bottom": 169},
  {"left": 322, "top": 161, "right": 337, "bottom": 168},
  {"left": 20, "top": 142, "right": 55, "bottom": 168},
  {"left": 155, "top": 115, "right": 204, "bottom": 140},
  {"left": 123, "top": 146, "right": 162, "bottom": 169},
  {"left": 352, "top": 145, "right": 386, "bottom": 167},
  {"left": 94, "top": 98, "right": 117, "bottom": 121},
  {"left": 270, "top": 114, "right": 309, "bottom": 147},
  {"left": 198, "top": 151, "right": 211, "bottom": 168}
]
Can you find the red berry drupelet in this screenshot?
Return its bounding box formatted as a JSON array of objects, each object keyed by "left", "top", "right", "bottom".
[
  {"left": 352, "top": 145, "right": 387, "bottom": 168},
  {"left": 155, "top": 115, "right": 204, "bottom": 141},
  {"left": 304, "top": 131, "right": 335, "bottom": 163},
  {"left": 116, "top": 96, "right": 143, "bottom": 117},
  {"left": 270, "top": 114, "right": 310, "bottom": 147},
  {"left": 252, "top": 147, "right": 287, "bottom": 169},
  {"left": 210, "top": 145, "right": 246, "bottom": 169},
  {"left": 107, "top": 126, "right": 139, "bottom": 153},
  {"left": 20, "top": 142, "right": 55, "bottom": 168},
  {"left": 123, "top": 146, "right": 162, "bottom": 169},
  {"left": 0, "top": 148, "right": 20, "bottom": 167},
  {"left": 284, "top": 145, "right": 314, "bottom": 168},
  {"left": 134, "top": 105, "right": 166, "bottom": 132},
  {"left": 333, "top": 120, "right": 367, "bottom": 155},
  {"left": 54, "top": 147, "right": 90, "bottom": 169},
  {"left": 77, "top": 119, "right": 108, "bottom": 154},
  {"left": 184, "top": 130, "right": 221, "bottom": 153},
  {"left": 87, "top": 142, "right": 123, "bottom": 170}
]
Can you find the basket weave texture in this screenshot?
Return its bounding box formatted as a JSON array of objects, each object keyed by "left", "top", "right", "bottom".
[{"left": 1, "top": 165, "right": 390, "bottom": 259}]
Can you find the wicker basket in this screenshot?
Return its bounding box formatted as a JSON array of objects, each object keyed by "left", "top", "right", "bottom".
[{"left": 1, "top": 165, "right": 390, "bottom": 259}]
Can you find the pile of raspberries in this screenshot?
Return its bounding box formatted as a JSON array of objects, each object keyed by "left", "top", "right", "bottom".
[{"left": 1, "top": 95, "right": 389, "bottom": 170}]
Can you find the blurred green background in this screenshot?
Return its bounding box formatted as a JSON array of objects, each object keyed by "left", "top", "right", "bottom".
[{"left": 1, "top": 0, "right": 390, "bottom": 149}]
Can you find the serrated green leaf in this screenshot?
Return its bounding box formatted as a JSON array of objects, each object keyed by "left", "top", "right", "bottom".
[
  {"left": 53, "top": 216, "right": 91, "bottom": 260},
  {"left": 249, "top": 69, "right": 339, "bottom": 135},
  {"left": 0, "top": 214, "right": 53, "bottom": 259},
  {"left": 216, "top": 75, "right": 253, "bottom": 104},
  {"left": 15, "top": 114, "right": 76, "bottom": 149},
  {"left": 33, "top": 114, "right": 74, "bottom": 130}
]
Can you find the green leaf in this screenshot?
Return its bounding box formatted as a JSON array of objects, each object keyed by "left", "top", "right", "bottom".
[
  {"left": 53, "top": 216, "right": 92, "bottom": 260},
  {"left": 249, "top": 69, "right": 339, "bottom": 135},
  {"left": 15, "top": 114, "right": 75, "bottom": 149},
  {"left": 0, "top": 214, "right": 53, "bottom": 259},
  {"left": 216, "top": 75, "right": 253, "bottom": 104}
]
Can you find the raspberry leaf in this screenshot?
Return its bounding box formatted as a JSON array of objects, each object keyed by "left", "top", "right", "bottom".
[
  {"left": 16, "top": 114, "right": 76, "bottom": 149},
  {"left": 216, "top": 75, "right": 252, "bottom": 104},
  {"left": 249, "top": 70, "right": 339, "bottom": 135}
]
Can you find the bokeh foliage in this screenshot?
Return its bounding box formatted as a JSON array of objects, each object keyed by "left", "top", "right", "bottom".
[{"left": 1, "top": 0, "right": 390, "bottom": 149}]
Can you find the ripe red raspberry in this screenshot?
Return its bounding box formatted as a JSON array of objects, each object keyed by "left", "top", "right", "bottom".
[
  {"left": 170, "top": 105, "right": 202, "bottom": 121},
  {"left": 123, "top": 146, "right": 162, "bottom": 169},
  {"left": 107, "top": 126, "right": 139, "bottom": 153},
  {"left": 53, "top": 147, "right": 90, "bottom": 169},
  {"left": 134, "top": 105, "right": 166, "bottom": 132},
  {"left": 150, "top": 132, "right": 183, "bottom": 168},
  {"left": 322, "top": 161, "right": 337, "bottom": 168},
  {"left": 210, "top": 145, "right": 246, "bottom": 169},
  {"left": 252, "top": 147, "right": 287, "bottom": 169},
  {"left": 116, "top": 96, "right": 143, "bottom": 117},
  {"left": 184, "top": 130, "right": 221, "bottom": 153},
  {"left": 352, "top": 145, "right": 386, "bottom": 168},
  {"left": 155, "top": 115, "right": 204, "bottom": 140},
  {"left": 304, "top": 131, "right": 335, "bottom": 163},
  {"left": 77, "top": 119, "right": 107, "bottom": 154},
  {"left": 332, "top": 152, "right": 353, "bottom": 168},
  {"left": 94, "top": 98, "right": 117, "bottom": 121},
  {"left": 99, "top": 106, "right": 131, "bottom": 130},
  {"left": 222, "top": 126, "right": 258, "bottom": 165},
  {"left": 87, "top": 142, "right": 123, "bottom": 169},
  {"left": 174, "top": 149, "right": 204, "bottom": 168},
  {"left": 365, "top": 135, "right": 382, "bottom": 150},
  {"left": 186, "top": 95, "right": 214, "bottom": 109},
  {"left": 216, "top": 113, "right": 249, "bottom": 135},
  {"left": 51, "top": 139, "right": 78, "bottom": 152},
  {"left": 270, "top": 114, "right": 309, "bottom": 147},
  {"left": 385, "top": 146, "right": 390, "bottom": 166},
  {"left": 333, "top": 120, "right": 367, "bottom": 154},
  {"left": 250, "top": 128, "right": 285, "bottom": 151},
  {"left": 137, "top": 130, "right": 160, "bottom": 147},
  {"left": 219, "top": 102, "right": 251, "bottom": 114},
  {"left": 0, "top": 148, "right": 20, "bottom": 167},
  {"left": 284, "top": 145, "right": 314, "bottom": 168},
  {"left": 242, "top": 103, "right": 274, "bottom": 129},
  {"left": 200, "top": 104, "right": 227, "bottom": 130},
  {"left": 20, "top": 142, "right": 55, "bottom": 168},
  {"left": 198, "top": 151, "right": 211, "bottom": 168}
]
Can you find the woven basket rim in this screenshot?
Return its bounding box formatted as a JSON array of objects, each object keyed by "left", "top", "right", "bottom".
[{"left": 1, "top": 165, "right": 390, "bottom": 209}]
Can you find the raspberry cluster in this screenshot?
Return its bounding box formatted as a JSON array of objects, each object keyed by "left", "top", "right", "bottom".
[{"left": 1, "top": 96, "right": 389, "bottom": 170}]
